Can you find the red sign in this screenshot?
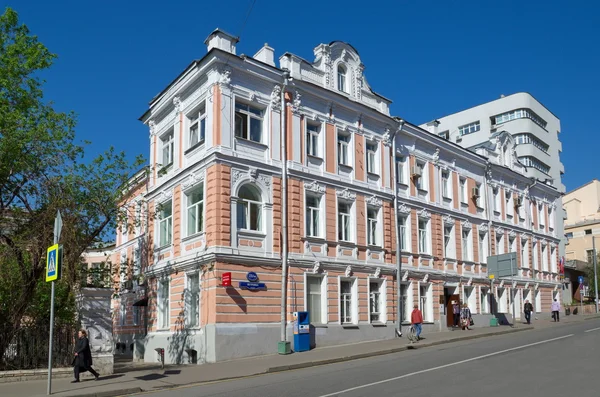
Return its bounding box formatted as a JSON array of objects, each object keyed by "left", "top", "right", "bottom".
[{"left": 222, "top": 272, "right": 232, "bottom": 287}]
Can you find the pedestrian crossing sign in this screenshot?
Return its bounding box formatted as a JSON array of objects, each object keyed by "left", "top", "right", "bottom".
[{"left": 46, "top": 244, "right": 63, "bottom": 282}]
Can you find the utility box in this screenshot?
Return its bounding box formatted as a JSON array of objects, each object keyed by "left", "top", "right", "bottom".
[
  {"left": 490, "top": 318, "right": 499, "bottom": 327},
  {"left": 293, "top": 311, "right": 310, "bottom": 352}
]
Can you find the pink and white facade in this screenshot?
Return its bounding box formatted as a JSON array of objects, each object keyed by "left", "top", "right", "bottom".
[{"left": 112, "top": 29, "right": 562, "bottom": 365}]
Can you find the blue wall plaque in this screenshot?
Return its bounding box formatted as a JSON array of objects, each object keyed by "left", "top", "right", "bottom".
[{"left": 246, "top": 272, "right": 259, "bottom": 282}]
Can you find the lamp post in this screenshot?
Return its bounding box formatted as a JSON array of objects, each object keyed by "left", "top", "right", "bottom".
[{"left": 593, "top": 237, "right": 599, "bottom": 313}]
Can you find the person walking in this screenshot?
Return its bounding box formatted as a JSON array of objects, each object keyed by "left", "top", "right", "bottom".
[
  {"left": 452, "top": 300, "right": 461, "bottom": 330},
  {"left": 72, "top": 329, "right": 100, "bottom": 383},
  {"left": 460, "top": 303, "right": 473, "bottom": 330},
  {"left": 551, "top": 299, "right": 561, "bottom": 322},
  {"left": 524, "top": 300, "right": 534, "bottom": 324},
  {"left": 411, "top": 304, "right": 424, "bottom": 341}
]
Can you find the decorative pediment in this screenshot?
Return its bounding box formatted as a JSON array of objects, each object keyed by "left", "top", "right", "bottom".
[
  {"left": 336, "top": 188, "right": 356, "bottom": 201},
  {"left": 182, "top": 171, "right": 206, "bottom": 189},
  {"left": 461, "top": 220, "right": 472, "bottom": 230},
  {"left": 305, "top": 180, "right": 326, "bottom": 194},
  {"left": 418, "top": 208, "right": 431, "bottom": 219},
  {"left": 478, "top": 224, "right": 489, "bottom": 233},
  {"left": 398, "top": 203, "right": 411, "bottom": 214},
  {"left": 443, "top": 214, "right": 454, "bottom": 225},
  {"left": 366, "top": 195, "right": 383, "bottom": 207}
]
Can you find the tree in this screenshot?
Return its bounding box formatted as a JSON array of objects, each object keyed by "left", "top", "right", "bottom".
[{"left": 0, "top": 7, "right": 144, "bottom": 360}]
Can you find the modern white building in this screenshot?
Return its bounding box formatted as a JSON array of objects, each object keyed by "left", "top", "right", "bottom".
[{"left": 420, "top": 93, "right": 566, "bottom": 257}]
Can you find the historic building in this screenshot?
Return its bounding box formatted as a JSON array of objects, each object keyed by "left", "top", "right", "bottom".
[{"left": 112, "top": 29, "right": 562, "bottom": 365}]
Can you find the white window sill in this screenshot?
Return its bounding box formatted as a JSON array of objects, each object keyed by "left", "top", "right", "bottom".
[
  {"left": 235, "top": 137, "right": 268, "bottom": 148},
  {"left": 185, "top": 142, "right": 205, "bottom": 155},
  {"left": 182, "top": 232, "right": 205, "bottom": 243},
  {"left": 338, "top": 163, "right": 353, "bottom": 170},
  {"left": 238, "top": 229, "right": 266, "bottom": 238},
  {"left": 367, "top": 171, "right": 380, "bottom": 178},
  {"left": 307, "top": 154, "right": 323, "bottom": 161}
]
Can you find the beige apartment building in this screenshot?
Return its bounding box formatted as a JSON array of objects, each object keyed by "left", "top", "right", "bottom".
[{"left": 563, "top": 179, "right": 600, "bottom": 302}]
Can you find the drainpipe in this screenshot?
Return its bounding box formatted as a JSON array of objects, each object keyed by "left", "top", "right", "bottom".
[
  {"left": 392, "top": 118, "right": 405, "bottom": 337},
  {"left": 279, "top": 69, "right": 291, "bottom": 352},
  {"left": 483, "top": 164, "right": 493, "bottom": 258}
]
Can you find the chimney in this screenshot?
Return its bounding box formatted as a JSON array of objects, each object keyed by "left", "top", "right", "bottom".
[
  {"left": 204, "top": 28, "right": 239, "bottom": 55},
  {"left": 253, "top": 43, "right": 275, "bottom": 67},
  {"left": 425, "top": 120, "right": 440, "bottom": 134}
]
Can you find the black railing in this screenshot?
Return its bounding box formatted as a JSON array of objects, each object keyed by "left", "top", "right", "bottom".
[{"left": 0, "top": 324, "right": 78, "bottom": 371}]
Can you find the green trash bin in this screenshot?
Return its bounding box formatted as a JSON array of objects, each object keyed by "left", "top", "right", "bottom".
[{"left": 490, "top": 318, "right": 499, "bottom": 327}]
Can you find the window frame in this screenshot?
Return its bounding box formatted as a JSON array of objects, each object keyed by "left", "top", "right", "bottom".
[
  {"left": 337, "top": 132, "right": 351, "bottom": 167},
  {"left": 396, "top": 156, "right": 408, "bottom": 185},
  {"left": 306, "top": 122, "right": 321, "bottom": 158},
  {"left": 418, "top": 218, "right": 430, "bottom": 255},
  {"left": 368, "top": 278, "right": 386, "bottom": 324},
  {"left": 398, "top": 214, "right": 410, "bottom": 252},
  {"left": 367, "top": 206, "right": 381, "bottom": 247},
  {"left": 462, "top": 227, "right": 472, "bottom": 262},
  {"left": 458, "top": 121, "right": 481, "bottom": 136},
  {"left": 305, "top": 274, "right": 327, "bottom": 324},
  {"left": 305, "top": 193, "right": 323, "bottom": 238},
  {"left": 337, "top": 64, "right": 347, "bottom": 93},
  {"left": 185, "top": 272, "right": 200, "bottom": 328},
  {"left": 444, "top": 224, "right": 455, "bottom": 259},
  {"left": 459, "top": 177, "right": 467, "bottom": 204},
  {"left": 185, "top": 184, "right": 205, "bottom": 238},
  {"left": 337, "top": 200, "right": 354, "bottom": 242},
  {"left": 158, "top": 278, "right": 170, "bottom": 330},
  {"left": 339, "top": 277, "right": 357, "bottom": 325},
  {"left": 187, "top": 102, "right": 206, "bottom": 151},
  {"left": 441, "top": 170, "right": 451, "bottom": 199},
  {"left": 158, "top": 200, "right": 173, "bottom": 247},
  {"left": 366, "top": 141, "right": 378, "bottom": 175},
  {"left": 161, "top": 130, "right": 175, "bottom": 167},
  {"left": 415, "top": 161, "right": 428, "bottom": 191},
  {"left": 236, "top": 184, "right": 263, "bottom": 232},
  {"left": 234, "top": 101, "right": 264, "bottom": 143}
]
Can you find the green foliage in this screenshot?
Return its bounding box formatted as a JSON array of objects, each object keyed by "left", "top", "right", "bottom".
[{"left": 0, "top": 7, "right": 145, "bottom": 358}]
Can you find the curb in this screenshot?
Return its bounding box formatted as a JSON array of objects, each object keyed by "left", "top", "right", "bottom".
[
  {"left": 584, "top": 315, "right": 600, "bottom": 320},
  {"left": 266, "top": 326, "right": 533, "bottom": 373}
]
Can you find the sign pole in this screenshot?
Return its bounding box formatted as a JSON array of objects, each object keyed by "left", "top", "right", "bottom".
[
  {"left": 593, "top": 237, "right": 599, "bottom": 313},
  {"left": 47, "top": 211, "right": 62, "bottom": 395},
  {"left": 510, "top": 255, "right": 516, "bottom": 327}
]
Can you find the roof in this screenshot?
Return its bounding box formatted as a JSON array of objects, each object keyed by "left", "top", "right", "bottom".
[
  {"left": 328, "top": 40, "right": 361, "bottom": 57},
  {"left": 565, "top": 179, "right": 599, "bottom": 196},
  {"left": 564, "top": 218, "right": 600, "bottom": 229}
]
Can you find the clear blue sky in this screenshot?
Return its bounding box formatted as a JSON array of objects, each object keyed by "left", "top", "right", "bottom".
[{"left": 4, "top": 0, "right": 598, "bottom": 192}]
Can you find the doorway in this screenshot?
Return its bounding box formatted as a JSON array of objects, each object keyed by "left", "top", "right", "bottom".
[{"left": 444, "top": 287, "right": 460, "bottom": 327}]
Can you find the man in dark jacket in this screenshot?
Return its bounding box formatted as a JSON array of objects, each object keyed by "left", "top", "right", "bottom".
[
  {"left": 72, "top": 329, "right": 100, "bottom": 383},
  {"left": 524, "top": 300, "right": 534, "bottom": 324}
]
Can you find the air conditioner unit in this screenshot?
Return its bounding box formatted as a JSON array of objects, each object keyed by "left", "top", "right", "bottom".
[
  {"left": 515, "top": 197, "right": 523, "bottom": 207},
  {"left": 411, "top": 165, "right": 422, "bottom": 178},
  {"left": 121, "top": 280, "right": 133, "bottom": 291},
  {"left": 471, "top": 187, "right": 480, "bottom": 198}
]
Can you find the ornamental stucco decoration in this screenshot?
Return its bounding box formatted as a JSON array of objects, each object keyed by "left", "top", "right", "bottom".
[
  {"left": 218, "top": 66, "right": 232, "bottom": 87},
  {"left": 495, "top": 227, "right": 504, "bottom": 235},
  {"left": 291, "top": 90, "right": 302, "bottom": 113},
  {"left": 374, "top": 267, "right": 381, "bottom": 278},
  {"left": 312, "top": 261, "right": 321, "bottom": 274},
  {"left": 467, "top": 277, "right": 473, "bottom": 286},
  {"left": 336, "top": 188, "right": 357, "bottom": 201},
  {"left": 305, "top": 180, "right": 326, "bottom": 194},
  {"left": 366, "top": 195, "right": 383, "bottom": 207},
  {"left": 402, "top": 271, "right": 409, "bottom": 282},
  {"left": 508, "top": 229, "right": 517, "bottom": 237},
  {"left": 345, "top": 265, "right": 352, "bottom": 277},
  {"left": 159, "top": 189, "right": 173, "bottom": 202},
  {"left": 173, "top": 97, "right": 181, "bottom": 113},
  {"left": 423, "top": 274, "right": 429, "bottom": 283},
  {"left": 270, "top": 85, "right": 282, "bottom": 109},
  {"left": 418, "top": 208, "right": 431, "bottom": 219},
  {"left": 149, "top": 120, "right": 157, "bottom": 136},
  {"left": 182, "top": 171, "right": 206, "bottom": 189},
  {"left": 398, "top": 203, "right": 411, "bottom": 214},
  {"left": 382, "top": 128, "right": 392, "bottom": 147},
  {"left": 231, "top": 169, "right": 245, "bottom": 186},
  {"left": 461, "top": 220, "right": 472, "bottom": 230},
  {"left": 432, "top": 148, "right": 440, "bottom": 164},
  {"left": 443, "top": 214, "right": 454, "bottom": 225},
  {"left": 478, "top": 224, "right": 489, "bottom": 233},
  {"left": 520, "top": 233, "right": 529, "bottom": 240}
]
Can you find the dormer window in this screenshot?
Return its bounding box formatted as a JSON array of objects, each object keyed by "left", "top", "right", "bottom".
[{"left": 337, "top": 64, "right": 347, "bottom": 93}]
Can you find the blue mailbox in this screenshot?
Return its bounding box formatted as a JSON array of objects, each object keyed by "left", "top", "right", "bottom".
[{"left": 293, "top": 311, "right": 310, "bottom": 352}]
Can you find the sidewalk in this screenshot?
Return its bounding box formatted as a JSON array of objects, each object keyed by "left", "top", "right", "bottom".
[{"left": 3, "top": 313, "right": 598, "bottom": 397}]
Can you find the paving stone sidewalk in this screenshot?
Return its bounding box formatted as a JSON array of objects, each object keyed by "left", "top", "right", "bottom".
[{"left": 3, "top": 313, "right": 598, "bottom": 397}]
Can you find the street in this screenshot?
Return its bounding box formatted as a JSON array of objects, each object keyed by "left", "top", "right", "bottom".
[{"left": 134, "top": 319, "right": 600, "bottom": 397}]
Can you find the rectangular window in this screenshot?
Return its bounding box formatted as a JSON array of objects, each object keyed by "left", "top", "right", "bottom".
[
  {"left": 400, "top": 283, "right": 411, "bottom": 322},
  {"left": 236, "top": 187, "right": 262, "bottom": 231},
  {"left": 186, "top": 186, "right": 204, "bottom": 237},
  {"left": 419, "top": 285, "right": 429, "bottom": 322},
  {"left": 338, "top": 202, "right": 352, "bottom": 242},
  {"left": 418, "top": 219, "right": 429, "bottom": 254},
  {"left": 496, "top": 233, "right": 504, "bottom": 255},
  {"left": 587, "top": 249, "right": 594, "bottom": 264},
  {"left": 444, "top": 225, "right": 453, "bottom": 259},
  {"left": 158, "top": 279, "right": 170, "bottom": 329},
  {"left": 509, "top": 237, "right": 517, "bottom": 253},
  {"left": 494, "top": 108, "right": 547, "bottom": 129},
  {"left": 464, "top": 286, "right": 476, "bottom": 313},
  {"left": 366, "top": 142, "right": 378, "bottom": 174},
  {"left": 399, "top": 215, "right": 408, "bottom": 251},
  {"left": 533, "top": 242, "right": 539, "bottom": 270},
  {"left": 340, "top": 280, "right": 353, "bottom": 324},
  {"left": 458, "top": 121, "right": 481, "bottom": 136},
  {"left": 133, "top": 306, "right": 141, "bottom": 326},
  {"left": 306, "top": 276, "right": 324, "bottom": 323},
  {"left": 462, "top": 229, "right": 472, "bottom": 261},
  {"left": 542, "top": 245, "right": 549, "bottom": 272},
  {"left": 235, "top": 102, "right": 263, "bottom": 143},
  {"left": 306, "top": 195, "right": 321, "bottom": 238},
  {"left": 306, "top": 124, "right": 320, "bottom": 157},
  {"left": 538, "top": 205, "right": 545, "bottom": 229},
  {"left": 506, "top": 191, "right": 513, "bottom": 218},
  {"left": 397, "top": 156, "right": 407, "bottom": 184},
  {"left": 120, "top": 300, "right": 126, "bottom": 326},
  {"left": 186, "top": 273, "right": 200, "bottom": 327},
  {"left": 161, "top": 131, "right": 174, "bottom": 166},
  {"left": 480, "top": 288, "right": 490, "bottom": 314},
  {"left": 367, "top": 208, "right": 379, "bottom": 246},
  {"left": 493, "top": 188, "right": 500, "bottom": 213},
  {"left": 479, "top": 232, "right": 488, "bottom": 263},
  {"left": 416, "top": 161, "right": 427, "bottom": 191},
  {"left": 475, "top": 183, "right": 483, "bottom": 208},
  {"left": 442, "top": 171, "right": 450, "bottom": 198},
  {"left": 338, "top": 134, "right": 350, "bottom": 166},
  {"left": 159, "top": 201, "right": 173, "bottom": 247},
  {"left": 460, "top": 178, "right": 467, "bottom": 203},
  {"left": 369, "top": 281, "right": 383, "bottom": 323},
  {"left": 548, "top": 207, "right": 555, "bottom": 230},
  {"left": 438, "top": 130, "right": 449, "bottom": 140},
  {"left": 187, "top": 103, "right": 206, "bottom": 149},
  {"left": 521, "top": 239, "right": 529, "bottom": 268}
]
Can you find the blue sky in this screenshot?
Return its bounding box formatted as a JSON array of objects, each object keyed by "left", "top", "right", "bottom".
[{"left": 4, "top": 0, "right": 598, "bottom": 192}]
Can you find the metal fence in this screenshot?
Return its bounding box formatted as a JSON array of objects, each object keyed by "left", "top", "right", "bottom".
[{"left": 0, "top": 324, "right": 78, "bottom": 371}]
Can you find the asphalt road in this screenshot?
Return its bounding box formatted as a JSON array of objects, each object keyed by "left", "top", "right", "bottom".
[{"left": 134, "top": 320, "right": 600, "bottom": 397}]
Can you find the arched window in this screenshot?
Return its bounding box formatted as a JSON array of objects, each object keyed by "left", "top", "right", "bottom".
[
  {"left": 237, "top": 184, "right": 262, "bottom": 231},
  {"left": 337, "top": 64, "right": 347, "bottom": 93}
]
